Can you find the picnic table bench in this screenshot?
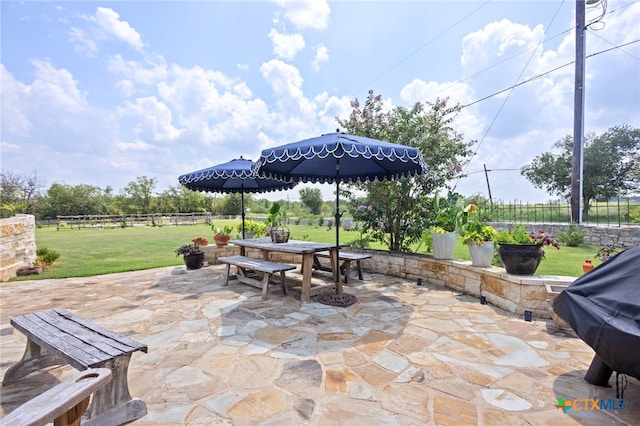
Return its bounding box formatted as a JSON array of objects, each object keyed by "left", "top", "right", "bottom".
[
  {"left": 312, "top": 251, "right": 371, "bottom": 283},
  {"left": 2, "top": 308, "right": 148, "bottom": 426},
  {"left": 0, "top": 368, "right": 112, "bottom": 426},
  {"left": 219, "top": 255, "right": 296, "bottom": 300}
]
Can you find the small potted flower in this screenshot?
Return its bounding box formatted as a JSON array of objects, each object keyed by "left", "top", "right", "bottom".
[
  {"left": 212, "top": 224, "right": 234, "bottom": 246},
  {"left": 175, "top": 243, "right": 204, "bottom": 270},
  {"left": 458, "top": 204, "right": 497, "bottom": 267},
  {"left": 496, "top": 225, "right": 560, "bottom": 275}
]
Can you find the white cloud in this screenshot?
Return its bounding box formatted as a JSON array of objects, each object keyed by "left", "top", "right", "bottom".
[
  {"left": 94, "top": 7, "right": 144, "bottom": 51},
  {"left": 310, "top": 44, "right": 329, "bottom": 71},
  {"left": 273, "top": 0, "right": 331, "bottom": 30},
  {"left": 30, "top": 59, "right": 88, "bottom": 112},
  {"left": 116, "top": 96, "right": 181, "bottom": 143},
  {"left": 268, "top": 29, "right": 305, "bottom": 60},
  {"left": 68, "top": 26, "right": 98, "bottom": 56},
  {"left": 115, "top": 79, "right": 135, "bottom": 97},
  {"left": 0, "top": 65, "right": 32, "bottom": 137},
  {"left": 107, "top": 53, "right": 168, "bottom": 85}
]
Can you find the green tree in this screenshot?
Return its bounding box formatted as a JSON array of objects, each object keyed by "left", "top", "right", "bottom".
[
  {"left": 0, "top": 170, "right": 44, "bottom": 218},
  {"left": 299, "top": 187, "right": 323, "bottom": 215},
  {"left": 221, "top": 193, "right": 242, "bottom": 216},
  {"left": 42, "top": 183, "right": 107, "bottom": 217},
  {"left": 337, "top": 91, "right": 473, "bottom": 251},
  {"left": 121, "top": 176, "right": 157, "bottom": 214},
  {"left": 521, "top": 125, "right": 640, "bottom": 216}
]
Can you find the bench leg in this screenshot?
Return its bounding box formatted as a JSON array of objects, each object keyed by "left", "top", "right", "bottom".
[
  {"left": 84, "top": 355, "right": 147, "bottom": 426},
  {"left": 342, "top": 260, "right": 352, "bottom": 284},
  {"left": 223, "top": 264, "right": 231, "bottom": 286},
  {"left": 279, "top": 271, "right": 288, "bottom": 296},
  {"left": 2, "top": 338, "right": 61, "bottom": 385},
  {"left": 356, "top": 260, "right": 363, "bottom": 280},
  {"left": 261, "top": 273, "right": 272, "bottom": 300}
]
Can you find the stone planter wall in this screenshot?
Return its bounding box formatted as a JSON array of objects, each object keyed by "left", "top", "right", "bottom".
[
  {"left": 489, "top": 223, "right": 639, "bottom": 247},
  {"left": 207, "top": 242, "right": 575, "bottom": 320},
  {"left": 1, "top": 215, "right": 37, "bottom": 282}
]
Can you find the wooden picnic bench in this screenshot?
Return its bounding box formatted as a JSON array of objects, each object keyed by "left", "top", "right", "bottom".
[
  {"left": 0, "top": 368, "right": 112, "bottom": 426},
  {"left": 2, "top": 309, "right": 148, "bottom": 426},
  {"left": 312, "top": 251, "right": 371, "bottom": 283},
  {"left": 219, "top": 255, "right": 296, "bottom": 300}
]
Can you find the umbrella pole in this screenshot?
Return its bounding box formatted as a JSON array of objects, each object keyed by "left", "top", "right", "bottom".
[
  {"left": 241, "top": 185, "right": 246, "bottom": 239},
  {"left": 335, "top": 160, "right": 341, "bottom": 291}
]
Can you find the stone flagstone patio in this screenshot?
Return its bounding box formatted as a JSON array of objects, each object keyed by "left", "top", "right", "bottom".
[{"left": 1, "top": 265, "right": 638, "bottom": 425}]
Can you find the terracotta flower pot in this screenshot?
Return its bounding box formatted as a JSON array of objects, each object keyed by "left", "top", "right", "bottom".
[{"left": 214, "top": 235, "right": 231, "bottom": 246}]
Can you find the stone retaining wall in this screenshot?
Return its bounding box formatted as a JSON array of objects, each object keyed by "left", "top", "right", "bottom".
[
  {"left": 199, "top": 242, "right": 574, "bottom": 320},
  {"left": 1, "top": 215, "right": 37, "bottom": 282},
  {"left": 486, "top": 223, "right": 638, "bottom": 247}
]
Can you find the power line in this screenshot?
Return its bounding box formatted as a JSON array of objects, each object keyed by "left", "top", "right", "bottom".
[
  {"left": 460, "top": 39, "right": 640, "bottom": 109},
  {"left": 452, "top": 0, "right": 566, "bottom": 194},
  {"left": 353, "top": 1, "right": 491, "bottom": 96}
]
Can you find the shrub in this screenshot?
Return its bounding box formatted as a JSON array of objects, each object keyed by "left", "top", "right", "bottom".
[
  {"left": 558, "top": 223, "right": 585, "bottom": 247},
  {"left": 35, "top": 247, "right": 61, "bottom": 269}
]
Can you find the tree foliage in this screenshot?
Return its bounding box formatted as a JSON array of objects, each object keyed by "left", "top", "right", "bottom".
[
  {"left": 0, "top": 170, "right": 43, "bottom": 218},
  {"left": 299, "top": 187, "right": 323, "bottom": 215},
  {"left": 521, "top": 125, "right": 640, "bottom": 214},
  {"left": 337, "top": 91, "right": 473, "bottom": 251}
]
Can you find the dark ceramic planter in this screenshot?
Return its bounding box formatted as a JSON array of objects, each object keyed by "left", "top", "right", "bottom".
[
  {"left": 498, "top": 243, "right": 543, "bottom": 275},
  {"left": 183, "top": 252, "right": 205, "bottom": 270}
]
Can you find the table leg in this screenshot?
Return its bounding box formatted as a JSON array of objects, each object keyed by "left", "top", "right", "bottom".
[
  {"left": 328, "top": 248, "right": 343, "bottom": 294},
  {"left": 300, "top": 253, "right": 313, "bottom": 302}
]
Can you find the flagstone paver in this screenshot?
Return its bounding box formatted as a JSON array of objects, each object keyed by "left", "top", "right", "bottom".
[{"left": 1, "top": 265, "right": 638, "bottom": 425}]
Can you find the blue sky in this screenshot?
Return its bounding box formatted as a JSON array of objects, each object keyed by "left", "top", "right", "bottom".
[{"left": 2, "top": 0, "right": 639, "bottom": 204}]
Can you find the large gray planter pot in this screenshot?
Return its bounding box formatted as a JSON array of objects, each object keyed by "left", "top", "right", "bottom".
[
  {"left": 498, "top": 243, "right": 543, "bottom": 275},
  {"left": 432, "top": 232, "right": 456, "bottom": 260},
  {"left": 468, "top": 241, "right": 494, "bottom": 267}
]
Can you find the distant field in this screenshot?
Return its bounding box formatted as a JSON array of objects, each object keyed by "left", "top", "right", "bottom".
[{"left": 19, "top": 219, "right": 601, "bottom": 281}]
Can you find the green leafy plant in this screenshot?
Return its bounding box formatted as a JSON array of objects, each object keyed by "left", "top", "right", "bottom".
[
  {"left": 267, "top": 202, "right": 283, "bottom": 227},
  {"left": 558, "top": 223, "right": 585, "bottom": 247},
  {"left": 495, "top": 224, "right": 535, "bottom": 244},
  {"left": 212, "top": 224, "right": 233, "bottom": 237},
  {"left": 35, "top": 247, "right": 61, "bottom": 269},
  {"left": 431, "top": 192, "right": 465, "bottom": 233},
  {"left": 458, "top": 204, "right": 497, "bottom": 246},
  {"left": 595, "top": 245, "right": 623, "bottom": 262}
]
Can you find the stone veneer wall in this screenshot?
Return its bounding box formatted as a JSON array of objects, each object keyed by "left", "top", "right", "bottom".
[
  {"left": 1, "top": 214, "right": 37, "bottom": 282},
  {"left": 199, "top": 242, "right": 574, "bottom": 320},
  {"left": 485, "top": 223, "right": 639, "bottom": 247}
]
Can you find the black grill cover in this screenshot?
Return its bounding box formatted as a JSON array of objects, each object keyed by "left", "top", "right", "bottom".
[{"left": 552, "top": 247, "right": 640, "bottom": 380}]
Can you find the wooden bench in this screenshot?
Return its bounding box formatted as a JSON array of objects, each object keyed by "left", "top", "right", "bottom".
[
  {"left": 2, "top": 309, "right": 148, "bottom": 426},
  {"left": 219, "top": 255, "right": 296, "bottom": 300},
  {"left": 0, "top": 368, "right": 112, "bottom": 426},
  {"left": 312, "top": 251, "right": 371, "bottom": 283}
]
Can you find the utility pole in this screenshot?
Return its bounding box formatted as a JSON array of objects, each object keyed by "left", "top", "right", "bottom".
[
  {"left": 483, "top": 164, "right": 493, "bottom": 207},
  {"left": 571, "top": 0, "right": 586, "bottom": 224}
]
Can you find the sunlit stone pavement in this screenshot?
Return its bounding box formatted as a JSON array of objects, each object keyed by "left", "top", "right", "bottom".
[{"left": 1, "top": 265, "right": 638, "bottom": 425}]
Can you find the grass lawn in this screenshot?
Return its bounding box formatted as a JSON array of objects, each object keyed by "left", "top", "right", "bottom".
[{"left": 21, "top": 220, "right": 601, "bottom": 281}]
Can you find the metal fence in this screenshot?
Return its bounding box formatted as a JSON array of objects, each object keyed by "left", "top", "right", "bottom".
[{"left": 479, "top": 198, "right": 639, "bottom": 227}]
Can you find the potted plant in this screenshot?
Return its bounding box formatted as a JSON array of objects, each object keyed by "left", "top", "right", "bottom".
[
  {"left": 496, "top": 225, "right": 560, "bottom": 275},
  {"left": 430, "top": 192, "right": 464, "bottom": 259},
  {"left": 175, "top": 243, "right": 204, "bottom": 270},
  {"left": 212, "top": 224, "right": 234, "bottom": 246},
  {"left": 267, "top": 202, "right": 289, "bottom": 243},
  {"left": 458, "top": 204, "right": 497, "bottom": 267},
  {"left": 191, "top": 237, "right": 209, "bottom": 246}
]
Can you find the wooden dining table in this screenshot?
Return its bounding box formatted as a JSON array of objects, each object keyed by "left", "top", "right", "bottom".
[{"left": 230, "top": 238, "right": 345, "bottom": 302}]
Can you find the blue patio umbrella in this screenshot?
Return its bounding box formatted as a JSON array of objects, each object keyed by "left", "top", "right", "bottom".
[
  {"left": 178, "top": 157, "right": 296, "bottom": 238},
  {"left": 253, "top": 131, "right": 428, "bottom": 288}
]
